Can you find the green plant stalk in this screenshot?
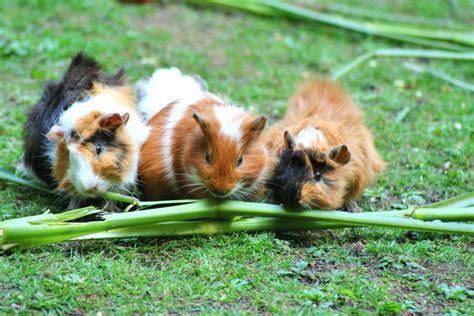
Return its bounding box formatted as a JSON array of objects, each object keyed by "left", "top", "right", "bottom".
[
  {"left": 312, "top": 2, "right": 464, "bottom": 28},
  {"left": 0, "top": 168, "right": 53, "bottom": 194},
  {"left": 426, "top": 191, "right": 474, "bottom": 208},
  {"left": 365, "top": 21, "right": 474, "bottom": 46},
  {"left": 104, "top": 192, "right": 140, "bottom": 206},
  {"left": 374, "top": 49, "right": 474, "bottom": 59},
  {"left": 0, "top": 201, "right": 217, "bottom": 246},
  {"left": 403, "top": 62, "right": 474, "bottom": 92},
  {"left": 8, "top": 205, "right": 474, "bottom": 248},
  {"left": 2, "top": 202, "right": 474, "bottom": 249},
  {"left": 198, "top": 0, "right": 471, "bottom": 50},
  {"left": 332, "top": 49, "right": 474, "bottom": 80},
  {"left": 75, "top": 217, "right": 355, "bottom": 240},
  {"left": 217, "top": 201, "right": 474, "bottom": 235},
  {"left": 76, "top": 205, "right": 474, "bottom": 241}
]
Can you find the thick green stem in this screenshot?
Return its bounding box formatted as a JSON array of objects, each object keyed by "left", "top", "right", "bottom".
[
  {"left": 217, "top": 201, "right": 474, "bottom": 235},
  {"left": 426, "top": 192, "right": 474, "bottom": 208},
  {"left": 0, "top": 201, "right": 217, "bottom": 246},
  {"left": 75, "top": 218, "right": 355, "bottom": 241},
  {"left": 104, "top": 192, "right": 140, "bottom": 206}
]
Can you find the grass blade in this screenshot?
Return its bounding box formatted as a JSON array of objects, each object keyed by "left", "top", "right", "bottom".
[
  {"left": 332, "top": 49, "right": 474, "bottom": 79},
  {"left": 403, "top": 62, "right": 474, "bottom": 92},
  {"left": 0, "top": 168, "right": 53, "bottom": 194}
]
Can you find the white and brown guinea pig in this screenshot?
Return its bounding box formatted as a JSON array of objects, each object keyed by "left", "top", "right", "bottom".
[
  {"left": 137, "top": 68, "right": 270, "bottom": 200},
  {"left": 23, "top": 52, "right": 150, "bottom": 208},
  {"left": 265, "top": 80, "right": 385, "bottom": 212}
]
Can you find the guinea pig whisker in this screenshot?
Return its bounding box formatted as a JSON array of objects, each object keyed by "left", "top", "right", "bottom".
[
  {"left": 134, "top": 178, "right": 145, "bottom": 186},
  {"left": 174, "top": 181, "right": 203, "bottom": 194},
  {"left": 53, "top": 190, "right": 72, "bottom": 207},
  {"left": 187, "top": 185, "right": 206, "bottom": 197},
  {"left": 262, "top": 180, "right": 284, "bottom": 190},
  {"left": 117, "top": 187, "right": 140, "bottom": 199}
]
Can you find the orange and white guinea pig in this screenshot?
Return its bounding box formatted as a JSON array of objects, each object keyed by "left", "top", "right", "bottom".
[
  {"left": 137, "top": 68, "right": 270, "bottom": 200},
  {"left": 265, "top": 80, "right": 385, "bottom": 212},
  {"left": 23, "top": 53, "right": 150, "bottom": 209}
]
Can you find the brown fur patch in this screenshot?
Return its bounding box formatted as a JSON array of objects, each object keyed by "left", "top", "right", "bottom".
[
  {"left": 91, "top": 82, "right": 136, "bottom": 110},
  {"left": 54, "top": 139, "right": 70, "bottom": 189}
]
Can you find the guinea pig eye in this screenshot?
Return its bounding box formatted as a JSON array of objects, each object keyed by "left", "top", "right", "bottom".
[
  {"left": 96, "top": 143, "right": 104, "bottom": 156},
  {"left": 236, "top": 155, "right": 243, "bottom": 167},
  {"left": 205, "top": 150, "right": 212, "bottom": 164},
  {"left": 315, "top": 171, "right": 322, "bottom": 182}
]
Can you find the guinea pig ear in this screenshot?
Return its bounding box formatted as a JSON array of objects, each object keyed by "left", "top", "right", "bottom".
[
  {"left": 329, "top": 144, "right": 351, "bottom": 165},
  {"left": 192, "top": 110, "right": 210, "bottom": 131},
  {"left": 241, "top": 115, "right": 267, "bottom": 146},
  {"left": 47, "top": 125, "right": 65, "bottom": 141},
  {"left": 99, "top": 112, "right": 129, "bottom": 130},
  {"left": 284, "top": 130, "right": 295, "bottom": 151},
  {"left": 249, "top": 115, "right": 267, "bottom": 135}
]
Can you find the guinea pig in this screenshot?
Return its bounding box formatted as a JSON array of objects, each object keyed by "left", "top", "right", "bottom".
[
  {"left": 137, "top": 68, "right": 270, "bottom": 200},
  {"left": 265, "top": 80, "right": 385, "bottom": 212},
  {"left": 23, "top": 52, "right": 150, "bottom": 209}
]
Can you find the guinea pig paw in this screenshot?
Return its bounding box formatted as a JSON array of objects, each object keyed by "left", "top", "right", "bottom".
[{"left": 344, "top": 200, "right": 362, "bottom": 213}]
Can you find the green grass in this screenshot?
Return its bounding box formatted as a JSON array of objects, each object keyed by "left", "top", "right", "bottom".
[{"left": 1, "top": 0, "right": 473, "bottom": 313}]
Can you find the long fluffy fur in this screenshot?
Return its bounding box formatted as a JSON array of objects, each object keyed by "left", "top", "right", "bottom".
[{"left": 265, "top": 80, "right": 385, "bottom": 210}]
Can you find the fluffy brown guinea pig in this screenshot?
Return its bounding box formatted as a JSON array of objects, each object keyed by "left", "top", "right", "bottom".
[
  {"left": 22, "top": 53, "right": 150, "bottom": 209},
  {"left": 265, "top": 80, "right": 385, "bottom": 212},
  {"left": 137, "top": 68, "right": 270, "bottom": 200}
]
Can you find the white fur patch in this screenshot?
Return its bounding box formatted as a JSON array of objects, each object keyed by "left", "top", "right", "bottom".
[
  {"left": 161, "top": 100, "right": 192, "bottom": 188},
  {"left": 295, "top": 127, "right": 326, "bottom": 148},
  {"left": 67, "top": 145, "right": 110, "bottom": 196},
  {"left": 213, "top": 105, "right": 245, "bottom": 142},
  {"left": 137, "top": 68, "right": 208, "bottom": 120}
]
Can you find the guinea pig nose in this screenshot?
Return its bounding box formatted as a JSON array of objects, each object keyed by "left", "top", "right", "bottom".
[
  {"left": 212, "top": 188, "right": 231, "bottom": 197},
  {"left": 86, "top": 185, "right": 98, "bottom": 193}
]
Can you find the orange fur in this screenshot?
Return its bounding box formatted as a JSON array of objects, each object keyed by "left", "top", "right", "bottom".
[
  {"left": 91, "top": 83, "right": 136, "bottom": 110},
  {"left": 139, "top": 97, "right": 269, "bottom": 200},
  {"left": 265, "top": 80, "right": 385, "bottom": 209}
]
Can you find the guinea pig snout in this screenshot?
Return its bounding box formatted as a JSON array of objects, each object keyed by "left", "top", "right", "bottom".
[
  {"left": 85, "top": 184, "right": 99, "bottom": 194},
  {"left": 271, "top": 182, "right": 302, "bottom": 210},
  {"left": 283, "top": 187, "right": 302, "bottom": 210},
  {"left": 81, "top": 180, "right": 106, "bottom": 196},
  {"left": 208, "top": 184, "right": 234, "bottom": 198}
]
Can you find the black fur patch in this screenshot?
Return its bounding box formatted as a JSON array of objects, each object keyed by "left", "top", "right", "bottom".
[
  {"left": 23, "top": 52, "right": 126, "bottom": 186},
  {"left": 267, "top": 150, "right": 312, "bottom": 209},
  {"left": 267, "top": 149, "right": 331, "bottom": 210}
]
